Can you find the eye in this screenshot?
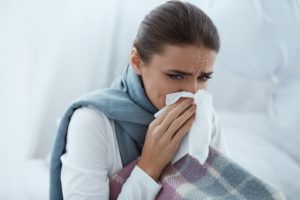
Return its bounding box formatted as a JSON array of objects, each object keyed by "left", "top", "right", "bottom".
[
  {"left": 198, "top": 75, "right": 212, "bottom": 81},
  {"left": 168, "top": 74, "right": 184, "bottom": 80}
]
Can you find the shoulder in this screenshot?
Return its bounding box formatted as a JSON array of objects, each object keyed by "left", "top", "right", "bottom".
[
  {"left": 68, "top": 106, "right": 116, "bottom": 139},
  {"left": 70, "top": 106, "right": 113, "bottom": 129},
  {"left": 65, "top": 106, "right": 122, "bottom": 175},
  {"left": 66, "top": 106, "right": 116, "bottom": 158}
]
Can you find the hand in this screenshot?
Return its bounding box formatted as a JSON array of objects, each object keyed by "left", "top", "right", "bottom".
[{"left": 137, "top": 98, "right": 196, "bottom": 181}]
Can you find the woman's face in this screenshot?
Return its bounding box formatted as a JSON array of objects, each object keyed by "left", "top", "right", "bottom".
[{"left": 131, "top": 45, "right": 217, "bottom": 110}]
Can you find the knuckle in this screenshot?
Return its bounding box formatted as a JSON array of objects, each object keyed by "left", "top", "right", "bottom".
[
  {"left": 155, "top": 124, "right": 163, "bottom": 132},
  {"left": 148, "top": 122, "right": 156, "bottom": 130},
  {"left": 172, "top": 118, "right": 182, "bottom": 129},
  {"left": 151, "top": 125, "right": 163, "bottom": 138},
  {"left": 167, "top": 109, "right": 176, "bottom": 118}
]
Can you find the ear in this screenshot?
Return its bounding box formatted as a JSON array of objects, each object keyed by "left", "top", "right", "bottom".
[{"left": 130, "top": 48, "right": 142, "bottom": 75}]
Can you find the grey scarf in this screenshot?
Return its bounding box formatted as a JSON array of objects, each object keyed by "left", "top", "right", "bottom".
[{"left": 49, "top": 64, "right": 158, "bottom": 200}]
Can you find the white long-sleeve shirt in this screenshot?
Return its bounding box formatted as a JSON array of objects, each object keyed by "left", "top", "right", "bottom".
[{"left": 60, "top": 106, "right": 228, "bottom": 200}]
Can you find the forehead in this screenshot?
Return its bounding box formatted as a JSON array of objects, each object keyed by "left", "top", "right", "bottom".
[{"left": 149, "top": 45, "right": 217, "bottom": 71}]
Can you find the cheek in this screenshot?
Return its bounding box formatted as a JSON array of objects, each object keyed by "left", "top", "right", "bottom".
[
  {"left": 198, "top": 82, "right": 208, "bottom": 90},
  {"left": 156, "top": 81, "right": 184, "bottom": 108},
  {"left": 152, "top": 82, "right": 172, "bottom": 108},
  {"left": 146, "top": 77, "right": 176, "bottom": 109},
  {"left": 204, "top": 81, "right": 209, "bottom": 89},
  {"left": 141, "top": 75, "right": 165, "bottom": 109}
]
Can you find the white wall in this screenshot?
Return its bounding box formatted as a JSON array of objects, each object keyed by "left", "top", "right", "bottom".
[
  {"left": 0, "top": 0, "right": 165, "bottom": 198},
  {"left": 0, "top": 0, "right": 123, "bottom": 198}
]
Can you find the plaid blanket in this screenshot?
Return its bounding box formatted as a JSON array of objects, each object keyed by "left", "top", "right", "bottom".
[{"left": 109, "top": 147, "right": 285, "bottom": 200}]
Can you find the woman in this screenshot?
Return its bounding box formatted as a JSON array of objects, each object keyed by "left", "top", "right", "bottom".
[{"left": 50, "top": 1, "right": 228, "bottom": 199}]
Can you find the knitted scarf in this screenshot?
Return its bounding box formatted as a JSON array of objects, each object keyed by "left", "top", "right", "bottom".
[{"left": 49, "top": 65, "right": 158, "bottom": 200}]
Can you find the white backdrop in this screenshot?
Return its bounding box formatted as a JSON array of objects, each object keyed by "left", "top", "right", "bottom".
[
  {"left": 1, "top": 0, "right": 299, "bottom": 199},
  {"left": 0, "top": 0, "right": 170, "bottom": 198}
]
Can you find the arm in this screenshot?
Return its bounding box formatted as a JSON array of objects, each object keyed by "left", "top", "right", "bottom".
[{"left": 60, "top": 107, "right": 161, "bottom": 200}]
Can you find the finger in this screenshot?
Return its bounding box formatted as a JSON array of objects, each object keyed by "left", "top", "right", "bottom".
[
  {"left": 171, "top": 114, "right": 195, "bottom": 148},
  {"left": 159, "top": 98, "right": 194, "bottom": 130},
  {"left": 153, "top": 97, "right": 193, "bottom": 126},
  {"left": 163, "top": 103, "right": 196, "bottom": 141}
]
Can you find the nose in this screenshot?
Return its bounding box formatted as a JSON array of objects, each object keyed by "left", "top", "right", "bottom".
[{"left": 185, "top": 80, "right": 199, "bottom": 94}]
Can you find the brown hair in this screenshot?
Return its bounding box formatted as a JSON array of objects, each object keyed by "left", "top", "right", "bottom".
[{"left": 133, "top": 1, "right": 220, "bottom": 64}]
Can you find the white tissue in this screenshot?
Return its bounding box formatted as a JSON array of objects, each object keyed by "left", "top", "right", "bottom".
[{"left": 154, "top": 90, "right": 213, "bottom": 164}]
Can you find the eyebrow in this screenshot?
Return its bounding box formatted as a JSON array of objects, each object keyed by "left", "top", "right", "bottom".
[{"left": 166, "top": 69, "right": 213, "bottom": 76}]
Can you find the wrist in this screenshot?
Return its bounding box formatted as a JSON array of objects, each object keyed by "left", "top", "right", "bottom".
[{"left": 137, "top": 161, "right": 161, "bottom": 181}]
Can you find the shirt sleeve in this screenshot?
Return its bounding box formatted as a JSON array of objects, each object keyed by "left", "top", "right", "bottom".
[
  {"left": 210, "top": 108, "right": 231, "bottom": 157},
  {"left": 60, "top": 107, "right": 161, "bottom": 200},
  {"left": 117, "top": 166, "right": 161, "bottom": 200}
]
